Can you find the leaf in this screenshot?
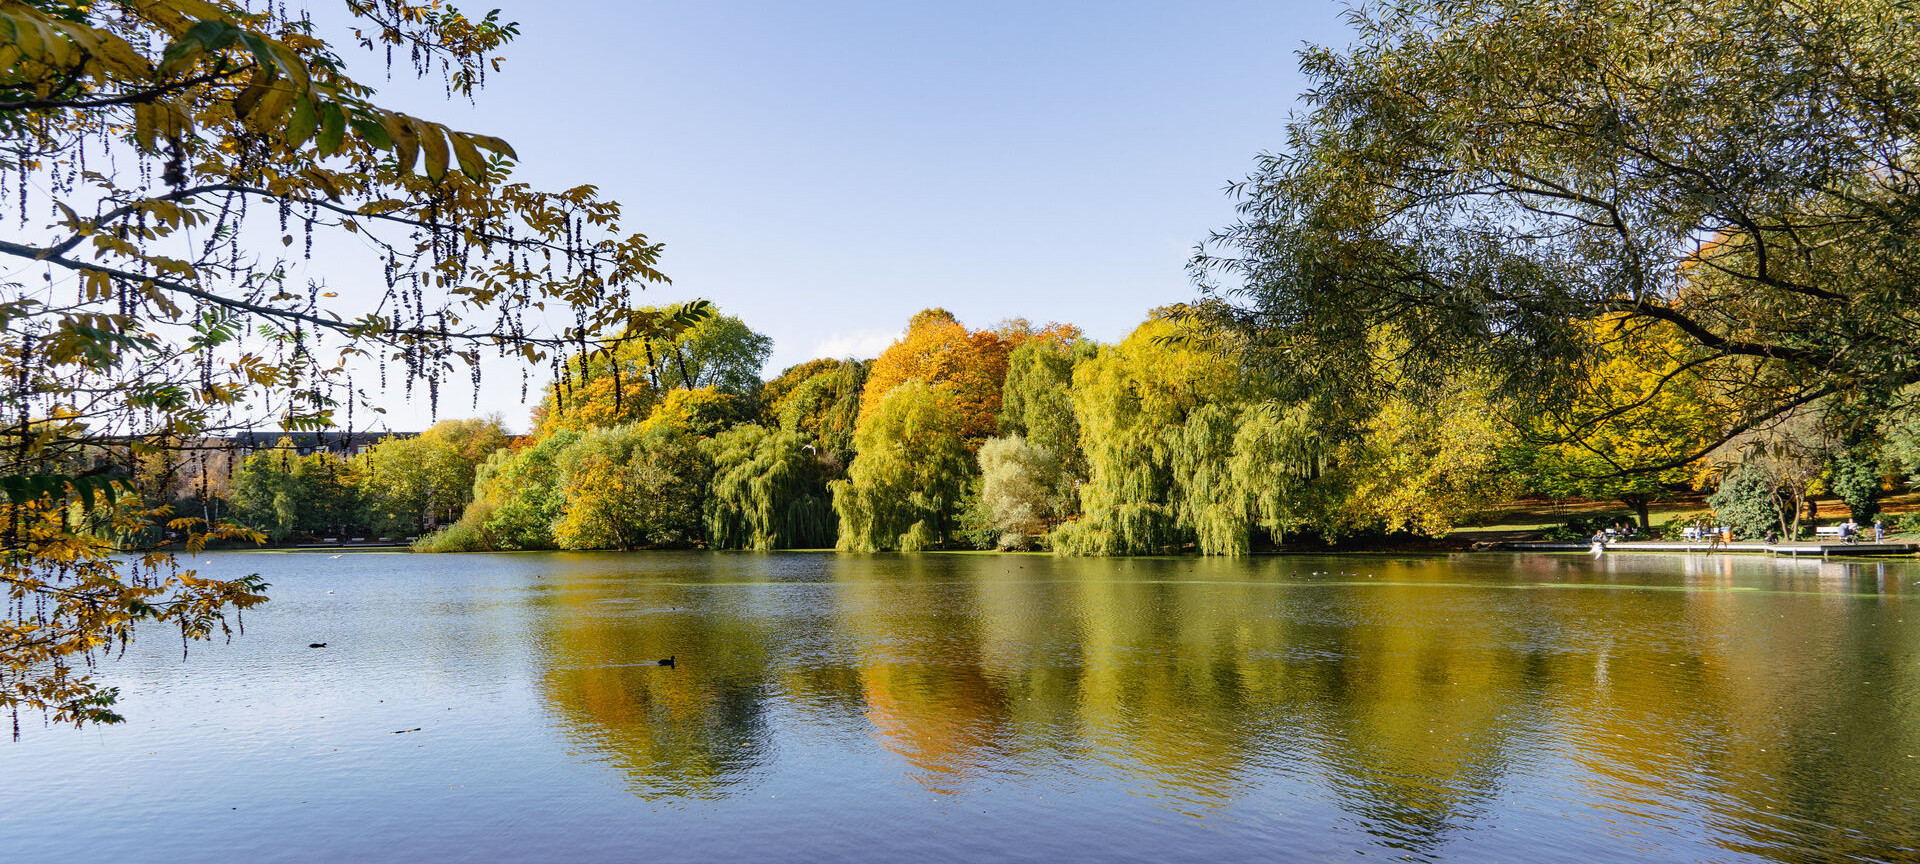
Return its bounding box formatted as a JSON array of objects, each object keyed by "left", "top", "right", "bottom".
[
  {"left": 414, "top": 117, "right": 450, "bottom": 181},
  {"left": 316, "top": 101, "right": 346, "bottom": 156},
  {"left": 467, "top": 133, "right": 519, "bottom": 161},
  {"left": 233, "top": 73, "right": 273, "bottom": 120},
  {"left": 348, "top": 112, "right": 391, "bottom": 151},
  {"left": 286, "top": 95, "right": 318, "bottom": 147},
  {"left": 448, "top": 132, "right": 487, "bottom": 180},
  {"left": 384, "top": 112, "right": 419, "bottom": 173}
]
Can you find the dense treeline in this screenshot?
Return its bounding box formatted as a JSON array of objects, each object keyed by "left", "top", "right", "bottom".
[
  {"left": 215, "top": 295, "right": 1920, "bottom": 553},
  {"left": 221, "top": 295, "right": 1920, "bottom": 554},
  {"left": 410, "top": 303, "right": 1556, "bottom": 554}
]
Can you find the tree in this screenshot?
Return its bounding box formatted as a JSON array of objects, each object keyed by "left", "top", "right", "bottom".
[
  {"left": 1708, "top": 466, "right": 1782, "bottom": 541},
  {"left": 355, "top": 418, "right": 509, "bottom": 536},
  {"left": 1704, "top": 411, "right": 1840, "bottom": 539},
  {"left": 860, "top": 309, "right": 1011, "bottom": 449},
  {"left": 227, "top": 439, "right": 358, "bottom": 541},
  {"left": 532, "top": 303, "right": 719, "bottom": 434},
  {"left": 970, "top": 435, "right": 1064, "bottom": 550},
  {"left": 774, "top": 359, "right": 866, "bottom": 467},
  {"left": 997, "top": 331, "right": 1090, "bottom": 503},
  {"left": 649, "top": 310, "right": 774, "bottom": 401},
  {"left": 552, "top": 420, "right": 711, "bottom": 551},
  {"left": 2, "top": 0, "right": 664, "bottom": 729},
  {"left": 759, "top": 358, "right": 843, "bottom": 425},
  {"left": 418, "top": 429, "right": 581, "bottom": 552},
  {"left": 1514, "top": 316, "right": 1719, "bottom": 529},
  {"left": 833, "top": 380, "right": 972, "bottom": 552},
  {"left": 1198, "top": 0, "right": 1920, "bottom": 478},
  {"left": 1828, "top": 450, "right": 1885, "bottom": 523},
  {"left": 1052, "top": 311, "right": 1247, "bottom": 555},
  {"left": 705, "top": 424, "right": 834, "bottom": 550}
]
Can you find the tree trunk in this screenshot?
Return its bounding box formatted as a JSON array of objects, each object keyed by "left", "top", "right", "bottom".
[{"left": 1623, "top": 496, "right": 1652, "bottom": 532}]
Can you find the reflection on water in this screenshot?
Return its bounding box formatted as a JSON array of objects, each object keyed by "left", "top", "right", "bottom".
[
  {"left": 8, "top": 551, "right": 1920, "bottom": 863},
  {"left": 521, "top": 553, "right": 1920, "bottom": 861}
]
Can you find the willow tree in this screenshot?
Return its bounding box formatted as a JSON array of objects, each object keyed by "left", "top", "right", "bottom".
[
  {"left": 1052, "top": 311, "right": 1249, "bottom": 556},
  {"left": 1198, "top": 0, "right": 1920, "bottom": 477},
  {"left": 832, "top": 380, "right": 971, "bottom": 552},
  {"left": 997, "top": 333, "right": 1091, "bottom": 500},
  {"left": 775, "top": 358, "right": 866, "bottom": 467},
  {"left": 2, "top": 1, "right": 669, "bottom": 731},
  {"left": 705, "top": 424, "right": 834, "bottom": 551}
]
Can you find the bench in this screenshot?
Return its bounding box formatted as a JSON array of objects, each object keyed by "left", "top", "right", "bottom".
[{"left": 1814, "top": 526, "right": 1861, "bottom": 543}]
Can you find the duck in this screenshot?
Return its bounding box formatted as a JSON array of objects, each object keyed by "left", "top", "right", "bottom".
[
  {"left": 657, "top": 655, "right": 676, "bottom": 668},
  {"left": 308, "top": 643, "right": 327, "bottom": 649}
]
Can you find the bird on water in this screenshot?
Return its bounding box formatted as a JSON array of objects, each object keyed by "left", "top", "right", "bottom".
[{"left": 657, "top": 655, "right": 675, "bottom": 668}]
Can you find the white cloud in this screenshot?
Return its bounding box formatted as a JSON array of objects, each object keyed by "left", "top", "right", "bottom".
[{"left": 807, "top": 329, "right": 900, "bottom": 362}]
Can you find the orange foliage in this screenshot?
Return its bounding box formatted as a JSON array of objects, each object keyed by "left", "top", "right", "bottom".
[{"left": 859, "top": 309, "right": 1019, "bottom": 448}]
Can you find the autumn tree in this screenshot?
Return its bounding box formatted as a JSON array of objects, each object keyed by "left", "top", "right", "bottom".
[
  {"left": 2, "top": 0, "right": 668, "bottom": 729},
  {"left": 1052, "top": 311, "right": 1248, "bottom": 555},
  {"left": 1514, "top": 316, "right": 1721, "bottom": 529},
  {"left": 355, "top": 417, "right": 509, "bottom": 535},
  {"left": 552, "top": 420, "right": 711, "bottom": 551},
  {"left": 860, "top": 309, "right": 1011, "bottom": 449}
]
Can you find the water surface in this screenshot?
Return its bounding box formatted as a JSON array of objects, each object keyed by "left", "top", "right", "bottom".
[{"left": 6, "top": 551, "right": 1919, "bottom": 862}]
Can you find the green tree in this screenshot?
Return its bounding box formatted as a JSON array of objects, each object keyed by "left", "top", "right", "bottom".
[
  {"left": 1052, "top": 312, "right": 1246, "bottom": 555},
  {"left": 1198, "top": 0, "right": 1920, "bottom": 477},
  {"left": 650, "top": 311, "right": 774, "bottom": 400},
  {"left": 1828, "top": 451, "right": 1884, "bottom": 523},
  {"left": 356, "top": 418, "right": 509, "bottom": 536},
  {"left": 775, "top": 359, "right": 867, "bottom": 467},
  {"left": 998, "top": 335, "right": 1092, "bottom": 503},
  {"left": 705, "top": 425, "right": 834, "bottom": 550},
  {"left": 228, "top": 440, "right": 358, "bottom": 542},
  {"left": 970, "top": 435, "right": 1064, "bottom": 550},
  {"left": 833, "top": 380, "right": 972, "bottom": 552},
  {"left": 760, "top": 359, "right": 844, "bottom": 424},
  {"left": 1708, "top": 466, "right": 1780, "bottom": 540}
]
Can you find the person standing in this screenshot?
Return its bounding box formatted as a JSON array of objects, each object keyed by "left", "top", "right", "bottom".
[{"left": 1875, "top": 519, "right": 1886, "bottom": 543}]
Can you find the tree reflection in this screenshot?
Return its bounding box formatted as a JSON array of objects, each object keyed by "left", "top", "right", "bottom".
[
  {"left": 533, "top": 555, "right": 775, "bottom": 800},
  {"left": 525, "top": 551, "right": 1920, "bottom": 861}
]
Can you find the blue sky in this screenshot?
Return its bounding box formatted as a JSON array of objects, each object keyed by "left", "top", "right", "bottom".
[{"left": 351, "top": 1, "right": 1353, "bottom": 428}]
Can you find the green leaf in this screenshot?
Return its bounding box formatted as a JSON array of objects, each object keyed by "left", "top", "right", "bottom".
[
  {"left": 286, "top": 96, "right": 318, "bottom": 147},
  {"left": 316, "top": 101, "right": 346, "bottom": 156},
  {"left": 348, "top": 112, "right": 391, "bottom": 151}
]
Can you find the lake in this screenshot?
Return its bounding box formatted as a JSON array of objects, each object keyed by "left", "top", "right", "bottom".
[{"left": 5, "top": 551, "right": 1919, "bottom": 862}]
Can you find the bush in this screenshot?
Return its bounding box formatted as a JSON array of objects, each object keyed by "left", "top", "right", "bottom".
[
  {"left": 1829, "top": 452, "right": 1884, "bottom": 522},
  {"left": 1707, "top": 466, "right": 1777, "bottom": 540},
  {"left": 412, "top": 520, "right": 490, "bottom": 553}
]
